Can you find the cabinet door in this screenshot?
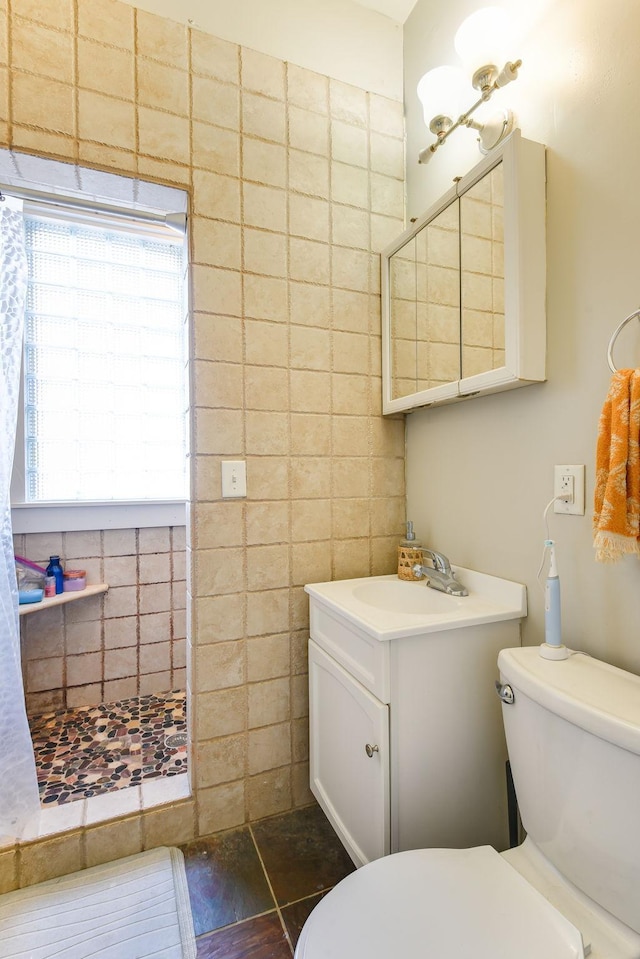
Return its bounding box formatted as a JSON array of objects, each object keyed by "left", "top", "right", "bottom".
[{"left": 309, "top": 639, "right": 390, "bottom": 867}]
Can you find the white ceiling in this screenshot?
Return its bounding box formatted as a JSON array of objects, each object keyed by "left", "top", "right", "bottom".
[{"left": 353, "top": 0, "right": 418, "bottom": 23}]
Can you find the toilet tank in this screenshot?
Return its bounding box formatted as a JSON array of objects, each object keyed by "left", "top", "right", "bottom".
[{"left": 498, "top": 646, "right": 640, "bottom": 935}]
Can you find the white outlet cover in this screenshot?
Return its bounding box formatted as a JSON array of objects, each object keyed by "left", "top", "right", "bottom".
[{"left": 554, "top": 464, "right": 585, "bottom": 515}]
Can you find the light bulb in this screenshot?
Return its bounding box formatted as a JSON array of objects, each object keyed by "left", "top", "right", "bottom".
[
  {"left": 416, "top": 66, "right": 467, "bottom": 131},
  {"left": 454, "top": 6, "right": 511, "bottom": 83}
]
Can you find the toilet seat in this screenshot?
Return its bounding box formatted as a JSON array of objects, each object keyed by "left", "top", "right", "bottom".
[{"left": 295, "top": 846, "right": 585, "bottom": 959}]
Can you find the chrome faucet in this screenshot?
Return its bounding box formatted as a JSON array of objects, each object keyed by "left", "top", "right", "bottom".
[{"left": 412, "top": 549, "right": 468, "bottom": 596}]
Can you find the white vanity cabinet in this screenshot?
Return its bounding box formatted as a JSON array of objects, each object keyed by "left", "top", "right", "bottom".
[{"left": 306, "top": 571, "right": 526, "bottom": 867}]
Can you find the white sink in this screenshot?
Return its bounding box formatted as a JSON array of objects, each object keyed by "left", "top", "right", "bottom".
[{"left": 305, "top": 568, "right": 527, "bottom": 641}]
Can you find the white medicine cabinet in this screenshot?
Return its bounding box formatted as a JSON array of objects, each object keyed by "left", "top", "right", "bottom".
[{"left": 381, "top": 130, "right": 546, "bottom": 414}]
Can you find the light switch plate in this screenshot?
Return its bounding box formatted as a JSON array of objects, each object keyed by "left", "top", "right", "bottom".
[{"left": 221, "top": 460, "right": 246, "bottom": 498}]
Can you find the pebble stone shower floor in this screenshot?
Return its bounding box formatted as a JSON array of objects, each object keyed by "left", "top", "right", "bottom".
[{"left": 29, "top": 690, "right": 187, "bottom": 806}]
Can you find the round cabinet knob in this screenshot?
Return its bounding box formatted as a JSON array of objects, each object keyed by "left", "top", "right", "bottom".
[{"left": 365, "top": 743, "right": 379, "bottom": 758}]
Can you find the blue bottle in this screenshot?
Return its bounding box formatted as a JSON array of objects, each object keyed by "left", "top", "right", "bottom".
[{"left": 45, "top": 555, "right": 64, "bottom": 595}]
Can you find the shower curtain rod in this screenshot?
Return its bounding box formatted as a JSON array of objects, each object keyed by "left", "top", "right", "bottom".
[{"left": 0, "top": 184, "right": 187, "bottom": 234}]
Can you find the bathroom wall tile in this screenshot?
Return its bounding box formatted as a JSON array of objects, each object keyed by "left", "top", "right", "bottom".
[
  {"left": 332, "top": 330, "right": 369, "bottom": 374},
  {"left": 244, "top": 320, "right": 288, "bottom": 368},
  {"left": 371, "top": 212, "right": 403, "bottom": 253},
  {"left": 291, "top": 673, "right": 310, "bottom": 720},
  {"left": 329, "top": 79, "right": 368, "bottom": 126},
  {"left": 196, "top": 733, "right": 245, "bottom": 788},
  {"left": 290, "top": 370, "right": 331, "bottom": 414},
  {"left": 196, "top": 641, "right": 245, "bottom": 693},
  {"left": 77, "top": 0, "right": 133, "bottom": 49},
  {"left": 140, "top": 641, "right": 170, "bottom": 675},
  {"left": 332, "top": 204, "right": 370, "bottom": 251},
  {"left": 84, "top": 816, "right": 142, "bottom": 868},
  {"left": 332, "top": 415, "right": 370, "bottom": 456},
  {"left": 64, "top": 531, "right": 102, "bottom": 559},
  {"left": 241, "top": 47, "right": 285, "bottom": 100},
  {"left": 245, "top": 502, "right": 289, "bottom": 546},
  {"left": 192, "top": 265, "right": 242, "bottom": 317},
  {"left": 290, "top": 326, "right": 330, "bottom": 371},
  {"left": 331, "top": 161, "right": 369, "bottom": 209},
  {"left": 103, "top": 555, "right": 137, "bottom": 588},
  {"left": 289, "top": 282, "right": 330, "bottom": 328},
  {"left": 197, "top": 686, "right": 247, "bottom": 739},
  {"left": 191, "top": 29, "right": 239, "bottom": 83},
  {"left": 104, "top": 646, "right": 137, "bottom": 681},
  {"left": 135, "top": 9, "right": 188, "bottom": 69},
  {"left": 247, "top": 633, "right": 290, "bottom": 682},
  {"left": 243, "top": 182, "right": 287, "bottom": 233},
  {"left": 195, "top": 593, "right": 245, "bottom": 642},
  {"left": 11, "top": 72, "right": 74, "bottom": 135},
  {"left": 192, "top": 122, "right": 240, "bottom": 177},
  {"left": 11, "top": 17, "right": 74, "bottom": 83},
  {"left": 139, "top": 583, "right": 173, "bottom": 615},
  {"left": 290, "top": 458, "right": 331, "bottom": 499},
  {"left": 288, "top": 106, "right": 329, "bottom": 156},
  {"left": 192, "top": 75, "right": 240, "bottom": 131},
  {"left": 290, "top": 499, "right": 332, "bottom": 542},
  {"left": 289, "top": 238, "right": 330, "bottom": 285},
  {"left": 137, "top": 59, "right": 189, "bottom": 115},
  {"left": 67, "top": 683, "right": 101, "bottom": 708},
  {"left": 246, "top": 589, "right": 289, "bottom": 638},
  {"left": 194, "top": 313, "right": 243, "bottom": 363},
  {"left": 78, "top": 91, "right": 135, "bottom": 150},
  {"left": 246, "top": 545, "right": 289, "bottom": 591},
  {"left": 248, "top": 722, "right": 291, "bottom": 775},
  {"left": 11, "top": 126, "right": 76, "bottom": 159},
  {"left": 103, "top": 528, "right": 137, "bottom": 556},
  {"left": 143, "top": 801, "right": 194, "bottom": 849},
  {"left": 292, "top": 762, "right": 314, "bottom": 808},
  {"left": 104, "top": 585, "right": 137, "bottom": 619},
  {"left": 19, "top": 834, "right": 82, "bottom": 887},
  {"left": 369, "top": 93, "right": 404, "bottom": 138},
  {"left": 138, "top": 107, "right": 189, "bottom": 165},
  {"left": 139, "top": 551, "right": 171, "bottom": 585},
  {"left": 370, "top": 172, "right": 404, "bottom": 217},
  {"left": 104, "top": 677, "right": 137, "bottom": 702},
  {"left": 287, "top": 64, "right": 328, "bottom": 115},
  {"left": 193, "top": 547, "right": 244, "bottom": 597},
  {"left": 243, "top": 138, "right": 287, "bottom": 188},
  {"left": 332, "top": 289, "right": 371, "bottom": 334},
  {"left": 192, "top": 218, "right": 242, "bottom": 270},
  {"left": 104, "top": 616, "right": 137, "bottom": 649},
  {"left": 288, "top": 149, "right": 329, "bottom": 199},
  {"left": 77, "top": 38, "right": 134, "bottom": 99},
  {"left": 242, "top": 93, "right": 286, "bottom": 144},
  {"left": 194, "top": 409, "right": 243, "bottom": 457},
  {"left": 244, "top": 228, "right": 288, "bottom": 278},
  {"left": 0, "top": 849, "right": 18, "bottom": 895},
  {"left": 244, "top": 366, "right": 289, "bottom": 411},
  {"left": 370, "top": 131, "right": 404, "bottom": 179},
  {"left": 67, "top": 652, "right": 102, "bottom": 687},
  {"left": 246, "top": 766, "right": 291, "bottom": 821},
  {"left": 243, "top": 274, "right": 288, "bottom": 322},
  {"left": 331, "top": 120, "right": 368, "bottom": 168},
  {"left": 332, "top": 372, "right": 370, "bottom": 415},
  {"left": 193, "top": 170, "right": 241, "bottom": 222},
  {"left": 194, "top": 502, "right": 244, "bottom": 550},
  {"left": 245, "top": 411, "right": 289, "bottom": 456},
  {"left": 12, "top": 0, "right": 73, "bottom": 30},
  {"left": 290, "top": 413, "right": 331, "bottom": 456},
  {"left": 197, "top": 781, "right": 245, "bottom": 836},
  {"left": 331, "top": 457, "right": 370, "bottom": 498},
  {"left": 290, "top": 542, "right": 332, "bottom": 587},
  {"left": 26, "top": 657, "right": 63, "bottom": 693},
  {"left": 289, "top": 194, "right": 329, "bottom": 243}
]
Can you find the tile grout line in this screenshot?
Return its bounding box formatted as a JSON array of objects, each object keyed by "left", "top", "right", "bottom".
[{"left": 247, "top": 822, "right": 295, "bottom": 956}]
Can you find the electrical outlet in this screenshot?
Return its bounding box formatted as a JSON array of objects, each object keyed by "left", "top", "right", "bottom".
[{"left": 554, "top": 464, "right": 585, "bottom": 515}]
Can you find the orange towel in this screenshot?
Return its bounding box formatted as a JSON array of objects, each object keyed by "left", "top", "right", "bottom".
[{"left": 593, "top": 369, "right": 640, "bottom": 562}]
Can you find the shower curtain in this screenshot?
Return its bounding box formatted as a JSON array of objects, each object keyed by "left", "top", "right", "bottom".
[{"left": 0, "top": 194, "right": 40, "bottom": 838}]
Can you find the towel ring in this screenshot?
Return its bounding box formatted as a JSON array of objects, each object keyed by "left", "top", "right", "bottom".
[{"left": 607, "top": 308, "right": 640, "bottom": 372}]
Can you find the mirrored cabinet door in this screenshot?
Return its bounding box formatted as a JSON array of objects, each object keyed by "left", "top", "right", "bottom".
[{"left": 381, "top": 130, "right": 546, "bottom": 414}]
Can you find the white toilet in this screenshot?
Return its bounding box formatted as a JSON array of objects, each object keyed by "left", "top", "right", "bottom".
[{"left": 295, "top": 646, "right": 640, "bottom": 959}]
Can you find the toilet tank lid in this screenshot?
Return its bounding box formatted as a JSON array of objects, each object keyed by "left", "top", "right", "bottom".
[
  {"left": 498, "top": 647, "right": 640, "bottom": 756},
  {"left": 297, "top": 846, "right": 584, "bottom": 959}
]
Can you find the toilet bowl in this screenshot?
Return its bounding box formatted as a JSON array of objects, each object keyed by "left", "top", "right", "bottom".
[{"left": 295, "top": 647, "right": 640, "bottom": 959}]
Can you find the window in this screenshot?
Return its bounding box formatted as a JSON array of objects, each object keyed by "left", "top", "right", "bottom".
[{"left": 10, "top": 195, "right": 188, "bottom": 532}]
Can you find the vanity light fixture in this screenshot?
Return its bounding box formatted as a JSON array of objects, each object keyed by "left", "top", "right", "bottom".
[{"left": 417, "top": 6, "right": 521, "bottom": 164}]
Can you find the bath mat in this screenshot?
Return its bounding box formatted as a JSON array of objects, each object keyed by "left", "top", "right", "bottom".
[{"left": 0, "top": 846, "right": 196, "bottom": 959}]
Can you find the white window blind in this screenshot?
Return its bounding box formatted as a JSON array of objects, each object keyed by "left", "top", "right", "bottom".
[{"left": 21, "top": 208, "right": 187, "bottom": 505}]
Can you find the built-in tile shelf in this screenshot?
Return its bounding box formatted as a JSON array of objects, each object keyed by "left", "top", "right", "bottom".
[{"left": 19, "top": 583, "right": 109, "bottom": 616}]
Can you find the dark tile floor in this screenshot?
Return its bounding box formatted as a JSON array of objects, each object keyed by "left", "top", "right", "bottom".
[
  {"left": 181, "top": 803, "right": 356, "bottom": 958},
  {"left": 30, "top": 691, "right": 187, "bottom": 805}
]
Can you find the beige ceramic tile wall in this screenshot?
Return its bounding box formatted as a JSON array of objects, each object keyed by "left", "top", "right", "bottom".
[
  {"left": 14, "top": 528, "right": 187, "bottom": 717},
  {"left": 0, "top": 0, "right": 406, "bottom": 886}
]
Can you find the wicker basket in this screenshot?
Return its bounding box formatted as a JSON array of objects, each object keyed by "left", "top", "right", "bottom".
[{"left": 397, "top": 546, "right": 424, "bottom": 581}]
